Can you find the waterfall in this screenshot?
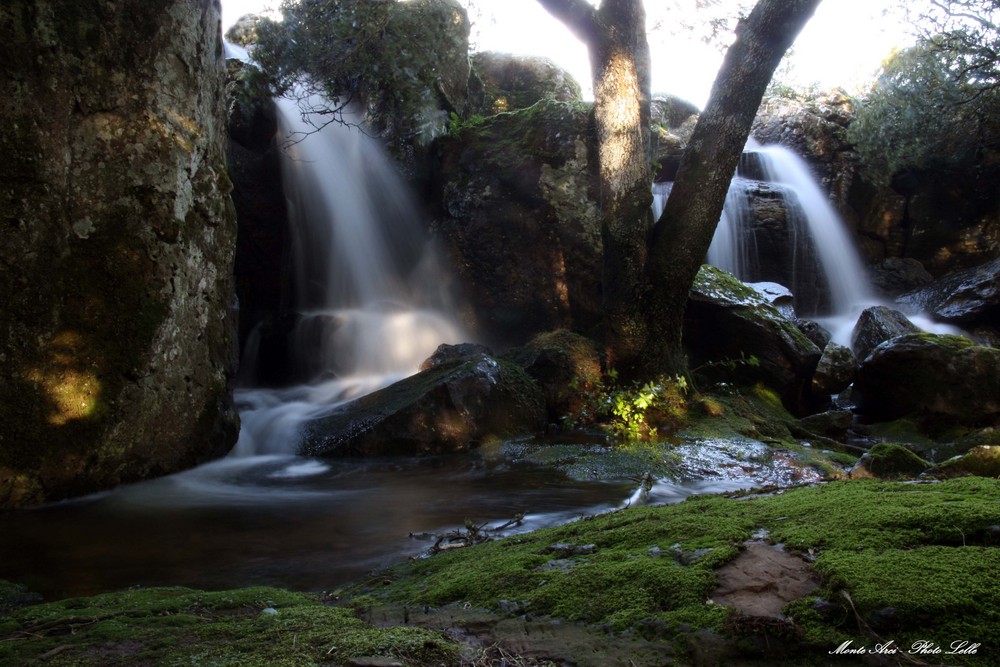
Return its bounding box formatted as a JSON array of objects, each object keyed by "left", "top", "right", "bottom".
[{"left": 234, "top": 91, "right": 466, "bottom": 457}]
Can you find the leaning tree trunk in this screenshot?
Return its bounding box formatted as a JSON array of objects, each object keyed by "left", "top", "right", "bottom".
[
  {"left": 537, "top": 0, "right": 652, "bottom": 376},
  {"left": 644, "top": 0, "right": 823, "bottom": 376}
]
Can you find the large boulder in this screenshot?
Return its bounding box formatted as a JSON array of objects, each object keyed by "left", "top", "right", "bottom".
[
  {"left": 855, "top": 334, "right": 1000, "bottom": 428},
  {"left": 684, "top": 266, "right": 822, "bottom": 415},
  {"left": 470, "top": 52, "right": 582, "bottom": 115},
  {"left": 432, "top": 99, "right": 602, "bottom": 345},
  {"left": 850, "top": 306, "right": 920, "bottom": 362},
  {"left": 300, "top": 351, "right": 546, "bottom": 456},
  {"left": 0, "top": 0, "right": 239, "bottom": 508},
  {"left": 896, "top": 257, "right": 1000, "bottom": 332}
]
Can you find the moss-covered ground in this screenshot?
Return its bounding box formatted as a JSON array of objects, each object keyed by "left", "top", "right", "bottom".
[{"left": 345, "top": 477, "right": 1000, "bottom": 665}]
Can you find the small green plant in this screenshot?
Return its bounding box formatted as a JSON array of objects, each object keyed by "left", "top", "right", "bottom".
[{"left": 602, "top": 372, "right": 689, "bottom": 442}]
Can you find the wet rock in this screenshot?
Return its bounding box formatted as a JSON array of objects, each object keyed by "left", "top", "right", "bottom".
[
  {"left": 503, "top": 330, "right": 603, "bottom": 426},
  {"left": 855, "top": 334, "right": 1000, "bottom": 428},
  {"left": 421, "top": 342, "right": 495, "bottom": 370},
  {"left": 896, "top": 256, "right": 1000, "bottom": 329},
  {"left": 810, "top": 342, "right": 856, "bottom": 396},
  {"left": 470, "top": 52, "right": 582, "bottom": 115},
  {"left": 684, "top": 266, "right": 822, "bottom": 415},
  {"left": 849, "top": 443, "right": 931, "bottom": 479},
  {"left": 850, "top": 306, "right": 920, "bottom": 362},
  {"left": 870, "top": 257, "right": 934, "bottom": 298},
  {"left": 651, "top": 94, "right": 699, "bottom": 181},
  {"left": 795, "top": 319, "right": 832, "bottom": 350},
  {"left": 300, "top": 354, "right": 546, "bottom": 457}
]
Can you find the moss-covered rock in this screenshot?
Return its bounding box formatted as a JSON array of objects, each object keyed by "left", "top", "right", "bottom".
[
  {"left": 503, "top": 329, "right": 603, "bottom": 426},
  {"left": 855, "top": 333, "right": 1000, "bottom": 429},
  {"left": 684, "top": 266, "right": 822, "bottom": 415},
  {"left": 300, "top": 353, "right": 546, "bottom": 457},
  {"left": 849, "top": 443, "right": 931, "bottom": 479},
  {"left": 0, "top": 0, "right": 238, "bottom": 508},
  {"left": 933, "top": 445, "right": 1000, "bottom": 479}
]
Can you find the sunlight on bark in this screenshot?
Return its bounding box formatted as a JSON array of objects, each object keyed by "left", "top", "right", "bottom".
[{"left": 595, "top": 51, "right": 642, "bottom": 197}]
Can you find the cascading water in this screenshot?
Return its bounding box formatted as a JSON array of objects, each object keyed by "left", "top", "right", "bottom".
[{"left": 234, "top": 91, "right": 466, "bottom": 456}]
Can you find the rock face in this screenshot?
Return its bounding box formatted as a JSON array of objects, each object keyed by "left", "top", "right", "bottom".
[
  {"left": 855, "top": 334, "right": 1000, "bottom": 428},
  {"left": 300, "top": 351, "right": 546, "bottom": 456},
  {"left": 432, "top": 100, "right": 602, "bottom": 345},
  {"left": 684, "top": 266, "right": 822, "bottom": 415},
  {"left": 0, "top": 0, "right": 239, "bottom": 508},
  {"left": 470, "top": 52, "right": 582, "bottom": 115}
]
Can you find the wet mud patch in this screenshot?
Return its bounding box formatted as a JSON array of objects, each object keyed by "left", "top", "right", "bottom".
[{"left": 710, "top": 541, "right": 820, "bottom": 618}]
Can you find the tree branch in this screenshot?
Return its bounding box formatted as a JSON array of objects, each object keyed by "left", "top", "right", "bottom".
[{"left": 535, "top": 0, "right": 601, "bottom": 44}]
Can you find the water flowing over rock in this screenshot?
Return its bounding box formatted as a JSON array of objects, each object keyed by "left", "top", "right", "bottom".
[
  {"left": 684, "top": 266, "right": 821, "bottom": 415},
  {"left": 895, "top": 257, "right": 1000, "bottom": 332},
  {"left": 850, "top": 306, "right": 920, "bottom": 362},
  {"left": 0, "top": 0, "right": 239, "bottom": 508},
  {"left": 855, "top": 334, "right": 1000, "bottom": 428}
]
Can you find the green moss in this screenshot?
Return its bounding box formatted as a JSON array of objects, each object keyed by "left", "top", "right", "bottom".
[
  {"left": 862, "top": 442, "right": 932, "bottom": 478},
  {"left": 344, "top": 478, "right": 1000, "bottom": 663},
  {"left": 0, "top": 587, "right": 457, "bottom": 667}
]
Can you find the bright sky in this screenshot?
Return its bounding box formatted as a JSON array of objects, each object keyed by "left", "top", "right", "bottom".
[{"left": 222, "top": 0, "right": 911, "bottom": 108}]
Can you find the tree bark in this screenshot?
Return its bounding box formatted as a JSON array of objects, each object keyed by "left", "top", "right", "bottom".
[
  {"left": 644, "top": 0, "right": 823, "bottom": 376},
  {"left": 539, "top": 0, "right": 653, "bottom": 376}
]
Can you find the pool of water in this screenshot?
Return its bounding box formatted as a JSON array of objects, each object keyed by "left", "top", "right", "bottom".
[{"left": 0, "top": 438, "right": 822, "bottom": 601}]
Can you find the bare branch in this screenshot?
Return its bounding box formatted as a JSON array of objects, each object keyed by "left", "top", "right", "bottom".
[{"left": 535, "top": 0, "right": 601, "bottom": 44}]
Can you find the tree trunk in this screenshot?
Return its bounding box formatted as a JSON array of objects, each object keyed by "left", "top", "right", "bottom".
[
  {"left": 538, "top": 0, "right": 652, "bottom": 375},
  {"left": 644, "top": 0, "right": 823, "bottom": 376}
]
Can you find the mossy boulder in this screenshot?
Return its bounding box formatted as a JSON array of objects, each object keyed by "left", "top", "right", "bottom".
[
  {"left": 855, "top": 333, "right": 1000, "bottom": 429},
  {"left": 0, "top": 0, "right": 238, "bottom": 508},
  {"left": 933, "top": 445, "right": 1000, "bottom": 479},
  {"left": 300, "top": 352, "right": 546, "bottom": 456},
  {"left": 503, "top": 329, "right": 603, "bottom": 426},
  {"left": 684, "top": 266, "right": 822, "bottom": 415},
  {"left": 432, "top": 99, "right": 601, "bottom": 344},
  {"left": 470, "top": 51, "right": 582, "bottom": 115},
  {"left": 849, "top": 443, "right": 931, "bottom": 479}
]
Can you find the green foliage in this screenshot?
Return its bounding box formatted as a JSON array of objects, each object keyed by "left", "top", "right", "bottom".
[
  {"left": 601, "top": 372, "right": 689, "bottom": 442},
  {"left": 848, "top": 9, "right": 1000, "bottom": 186},
  {"left": 253, "top": 0, "right": 467, "bottom": 147}
]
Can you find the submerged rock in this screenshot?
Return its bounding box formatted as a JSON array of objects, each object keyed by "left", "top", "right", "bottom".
[
  {"left": 855, "top": 334, "right": 1000, "bottom": 428},
  {"left": 300, "top": 353, "right": 545, "bottom": 456}
]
